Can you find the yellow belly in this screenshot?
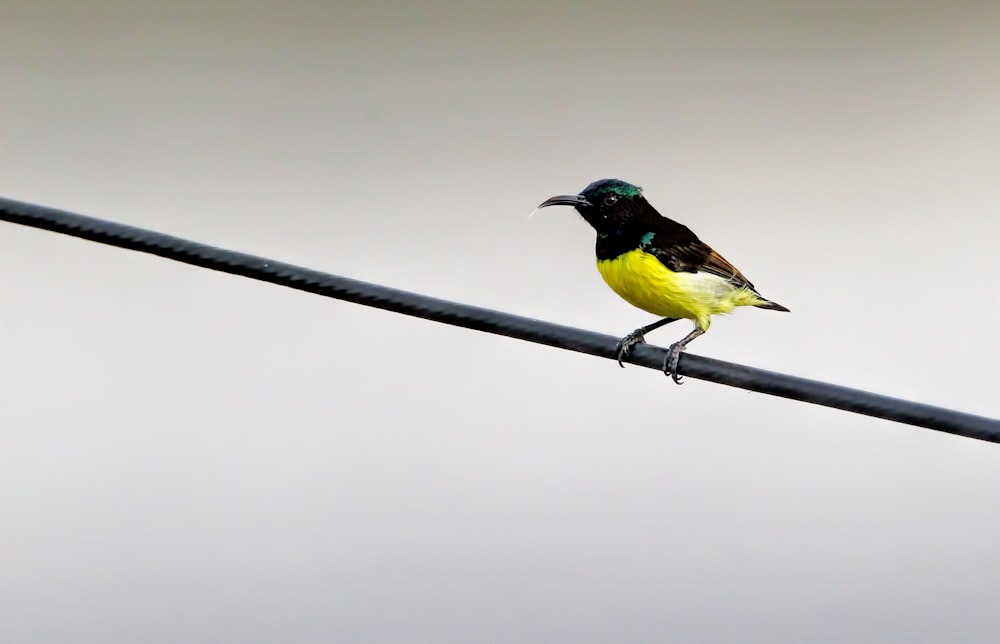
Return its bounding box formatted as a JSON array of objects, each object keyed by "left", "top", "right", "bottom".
[{"left": 597, "top": 249, "right": 766, "bottom": 330}]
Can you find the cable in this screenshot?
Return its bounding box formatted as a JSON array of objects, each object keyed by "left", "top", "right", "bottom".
[{"left": 2, "top": 195, "right": 998, "bottom": 443}]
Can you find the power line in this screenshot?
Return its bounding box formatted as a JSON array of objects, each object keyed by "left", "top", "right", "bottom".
[{"left": 2, "top": 195, "right": 998, "bottom": 444}]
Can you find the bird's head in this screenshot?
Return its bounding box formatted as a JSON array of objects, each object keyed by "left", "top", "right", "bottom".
[{"left": 537, "top": 178, "right": 646, "bottom": 233}]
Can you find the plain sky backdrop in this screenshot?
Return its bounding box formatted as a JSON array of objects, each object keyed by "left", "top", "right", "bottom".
[{"left": 3, "top": 1, "right": 1000, "bottom": 642}]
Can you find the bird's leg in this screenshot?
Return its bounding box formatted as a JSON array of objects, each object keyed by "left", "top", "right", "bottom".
[
  {"left": 614, "top": 317, "right": 679, "bottom": 368},
  {"left": 663, "top": 328, "right": 706, "bottom": 384}
]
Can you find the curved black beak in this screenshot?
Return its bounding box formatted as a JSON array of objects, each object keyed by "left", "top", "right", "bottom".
[{"left": 537, "top": 194, "right": 592, "bottom": 209}]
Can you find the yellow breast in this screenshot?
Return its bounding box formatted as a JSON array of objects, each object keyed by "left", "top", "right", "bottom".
[{"left": 596, "top": 249, "right": 764, "bottom": 330}]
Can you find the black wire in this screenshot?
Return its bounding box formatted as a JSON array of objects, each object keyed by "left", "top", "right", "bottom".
[{"left": 2, "top": 195, "right": 998, "bottom": 443}]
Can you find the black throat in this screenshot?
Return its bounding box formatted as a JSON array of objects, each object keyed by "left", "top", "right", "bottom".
[
  {"left": 576, "top": 195, "right": 661, "bottom": 261},
  {"left": 594, "top": 227, "right": 645, "bottom": 261}
]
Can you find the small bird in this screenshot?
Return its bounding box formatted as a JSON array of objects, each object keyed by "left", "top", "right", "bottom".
[{"left": 537, "top": 178, "right": 788, "bottom": 383}]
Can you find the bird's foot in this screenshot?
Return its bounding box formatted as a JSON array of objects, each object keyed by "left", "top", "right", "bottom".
[
  {"left": 614, "top": 330, "right": 647, "bottom": 368},
  {"left": 663, "top": 342, "right": 687, "bottom": 385}
]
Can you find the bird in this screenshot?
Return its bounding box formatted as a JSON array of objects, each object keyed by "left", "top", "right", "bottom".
[{"left": 536, "top": 178, "right": 788, "bottom": 383}]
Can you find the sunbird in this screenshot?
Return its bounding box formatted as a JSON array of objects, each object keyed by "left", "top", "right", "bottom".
[{"left": 537, "top": 178, "right": 788, "bottom": 383}]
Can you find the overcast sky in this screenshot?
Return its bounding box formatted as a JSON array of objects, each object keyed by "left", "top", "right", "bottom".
[{"left": 3, "top": 1, "right": 1000, "bottom": 642}]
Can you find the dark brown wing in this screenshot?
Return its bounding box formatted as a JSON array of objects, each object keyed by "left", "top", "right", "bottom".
[
  {"left": 699, "top": 248, "right": 756, "bottom": 290},
  {"left": 639, "top": 218, "right": 758, "bottom": 292}
]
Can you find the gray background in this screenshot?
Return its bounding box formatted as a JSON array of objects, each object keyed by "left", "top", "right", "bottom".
[{"left": 3, "top": 1, "right": 999, "bottom": 642}]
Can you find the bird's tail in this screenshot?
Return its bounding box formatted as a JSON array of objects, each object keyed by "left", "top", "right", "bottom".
[{"left": 755, "top": 298, "right": 790, "bottom": 312}]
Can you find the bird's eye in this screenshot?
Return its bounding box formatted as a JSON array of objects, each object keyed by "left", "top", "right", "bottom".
[{"left": 603, "top": 194, "right": 619, "bottom": 206}]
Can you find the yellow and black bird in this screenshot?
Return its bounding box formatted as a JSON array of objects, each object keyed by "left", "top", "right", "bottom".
[{"left": 537, "top": 178, "right": 788, "bottom": 383}]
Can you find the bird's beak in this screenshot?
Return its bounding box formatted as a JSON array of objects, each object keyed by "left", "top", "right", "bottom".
[{"left": 537, "top": 194, "right": 592, "bottom": 209}]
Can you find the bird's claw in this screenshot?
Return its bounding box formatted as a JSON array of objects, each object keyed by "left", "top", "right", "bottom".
[
  {"left": 663, "top": 342, "right": 686, "bottom": 384},
  {"left": 614, "top": 331, "right": 646, "bottom": 368}
]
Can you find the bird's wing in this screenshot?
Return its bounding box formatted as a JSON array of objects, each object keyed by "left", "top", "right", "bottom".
[
  {"left": 699, "top": 248, "right": 756, "bottom": 291},
  {"left": 639, "top": 223, "right": 757, "bottom": 291}
]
